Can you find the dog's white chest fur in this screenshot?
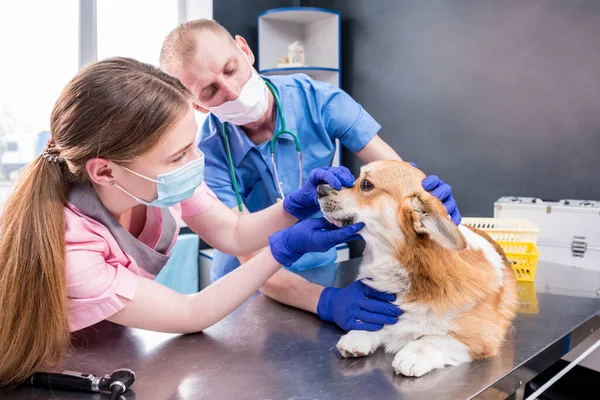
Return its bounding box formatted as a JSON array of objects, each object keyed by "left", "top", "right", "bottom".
[
  {"left": 357, "top": 254, "right": 456, "bottom": 355},
  {"left": 337, "top": 225, "right": 506, "bottom": 377}
]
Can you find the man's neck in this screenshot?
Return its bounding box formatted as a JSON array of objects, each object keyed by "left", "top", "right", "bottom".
[{"left": 241, "top": 90, "right": 276, "bottom": 145}]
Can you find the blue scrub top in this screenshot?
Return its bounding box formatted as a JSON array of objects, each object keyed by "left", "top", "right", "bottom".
[{"left": 199, "top": 73, "right": 381, "bottom": 282}]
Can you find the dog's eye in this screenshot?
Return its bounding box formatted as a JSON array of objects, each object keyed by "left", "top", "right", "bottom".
[{"left": 360, "top": 179, "right": 374, "bottom": 192}]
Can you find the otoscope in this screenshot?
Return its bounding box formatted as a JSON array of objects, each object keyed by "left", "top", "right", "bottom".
[{"left": 25, "top": 368, "right": 135, "bottom": 399}]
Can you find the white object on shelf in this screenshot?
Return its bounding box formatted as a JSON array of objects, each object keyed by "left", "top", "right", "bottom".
[
  {"left": 288, "top": 41, "right": 305, "bottom": 65},
  {"left": 461, "top": 217, "right": 539, "bottom": 243},
  {"left": 258, "top": 8, "right": 339, "bottom": 77},
  {"left": 494, "top": 197, "right": 600, "bottom": 271}
]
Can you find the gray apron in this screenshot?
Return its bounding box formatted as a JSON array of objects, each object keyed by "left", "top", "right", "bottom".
[{"left": 68, "top": 183, "right": 176, "bottom": 276}]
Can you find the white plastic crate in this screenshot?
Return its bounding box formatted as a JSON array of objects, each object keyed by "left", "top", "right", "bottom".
[
  {"left": 494, "top": 197, "right": 600, "bottom": 271},
  {"left": 461, "top": 217, "right": 539, "bottom": 243}
]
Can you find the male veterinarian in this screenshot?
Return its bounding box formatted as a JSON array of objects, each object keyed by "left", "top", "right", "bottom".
[{"left": 160, "top": 19, "right": 462, "bottom": 332}]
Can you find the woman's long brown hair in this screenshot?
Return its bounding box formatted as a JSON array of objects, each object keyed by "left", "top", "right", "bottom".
[{"left": 0, "top": 57, "right": 190, "bottom": 387}]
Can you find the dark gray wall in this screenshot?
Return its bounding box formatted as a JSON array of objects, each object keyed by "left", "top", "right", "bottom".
[
  {"left": 303, "top": 0, "right": 600, "bottom": 217},
  {"left": 213, "top": 0, "right": 298, "bottom": 58}
]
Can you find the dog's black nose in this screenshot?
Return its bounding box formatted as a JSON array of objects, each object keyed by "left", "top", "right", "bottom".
[{"left": 317, "top": 184, "right": 335, "bottom": 198}]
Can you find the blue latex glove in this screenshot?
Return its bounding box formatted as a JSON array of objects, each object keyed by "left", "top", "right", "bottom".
[
  {"left": 269, "top": 218, "right": 365, "bottom": 267},
  {"left": 283, "top": 166, "right": 355, "bottom": 220},
  {"left": 409, "top": 162, "right": 462, "bottom": 226},
  {"left": 317, "top": 280, "right": 402, "bottom": 332}
]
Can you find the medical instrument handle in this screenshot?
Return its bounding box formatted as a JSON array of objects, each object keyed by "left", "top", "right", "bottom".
[
  {"left": 26, "top": 371, "right": 99, "bottom": 392},
  {"left": 25, "top": 368, "right": 135, "bottom": 397}
]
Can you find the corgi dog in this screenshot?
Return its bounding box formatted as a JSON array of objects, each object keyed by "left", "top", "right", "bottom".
[{"left": 317, "top": 160, "right": 517, "bottom": 377}]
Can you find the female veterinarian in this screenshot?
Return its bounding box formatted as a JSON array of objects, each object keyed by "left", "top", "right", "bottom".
[{"left": 0, "top": 57, "right": 368, "bottom": 387}]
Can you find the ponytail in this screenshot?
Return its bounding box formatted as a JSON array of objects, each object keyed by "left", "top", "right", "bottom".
[
  {"left": 0, "top": 56, "right": 192, "bottom": 388},
  {"left": 0, "top": 156, "right": 70, "bottom": 387}
]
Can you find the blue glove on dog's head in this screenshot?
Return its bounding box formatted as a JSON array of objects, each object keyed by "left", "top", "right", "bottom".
[{"left": 409, "top": 162, "right": 461, "bottom": 226}]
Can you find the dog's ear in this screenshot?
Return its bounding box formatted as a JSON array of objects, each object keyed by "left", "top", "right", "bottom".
[{"left": 402, "top": 192, "right": 467, "bottom": 251}]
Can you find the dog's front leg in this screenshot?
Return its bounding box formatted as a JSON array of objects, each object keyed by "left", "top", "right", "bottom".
[
  {"left": 392, "top": 335, "right": 471, "bottom": 377},
  {"left": 336, "top": 330, "right": 383, "bottom": 358}
]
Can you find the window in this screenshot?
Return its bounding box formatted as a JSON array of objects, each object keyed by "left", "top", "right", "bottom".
[
  {"left": 0, "top": 0, "right": 212, "bottom": 207},
  {"left": 0, "top": 0, "right": 78, "bottom": 202},
  {"left": 6, "top": 142, "right": 18, "bottom": 152},
  {"left": 97, "top": 0, "right": 179, "bottom": 66},
  {"left": 97, "top": 0, "right": 210, "bottom": 140}
]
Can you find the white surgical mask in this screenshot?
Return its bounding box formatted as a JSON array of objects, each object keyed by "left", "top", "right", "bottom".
[{"left": 206, "top": 47, "right": 269, "bottom": 125}]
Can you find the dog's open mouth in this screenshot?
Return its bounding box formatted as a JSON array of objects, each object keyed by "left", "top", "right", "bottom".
[{"left": 324, "top": 214, "right": 356, "bottom": 227}]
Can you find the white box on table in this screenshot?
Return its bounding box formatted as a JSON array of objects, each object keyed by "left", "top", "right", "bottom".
[{"left": 494, "top": 197, "right": 600, "bottom": 271}]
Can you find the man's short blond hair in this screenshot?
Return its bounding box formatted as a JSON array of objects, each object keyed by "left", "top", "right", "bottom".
[{"left": 160, "top": 19, "right": 234, "bottom": 72}]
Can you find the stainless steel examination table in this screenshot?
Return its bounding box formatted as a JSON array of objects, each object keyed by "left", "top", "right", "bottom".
[{"left": 5, "top": 258, "right": 600, "bottom": 400}]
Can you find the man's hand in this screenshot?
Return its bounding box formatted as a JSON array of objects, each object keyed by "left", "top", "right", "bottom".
[{"left": 317, "top": 281, "right": 402, "bottom": 331}]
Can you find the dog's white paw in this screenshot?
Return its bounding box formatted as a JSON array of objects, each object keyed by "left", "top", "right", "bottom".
[
  {"left": 392, "top": 341, "right": 446, "bottom": 377},
  {"left": 336, "top": 331, "right": 380, "bottom": 358}
]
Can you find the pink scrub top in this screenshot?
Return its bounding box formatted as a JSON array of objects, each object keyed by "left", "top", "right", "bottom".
[{"left": 64, "top": 181, "right": 217, "bottom": 332}]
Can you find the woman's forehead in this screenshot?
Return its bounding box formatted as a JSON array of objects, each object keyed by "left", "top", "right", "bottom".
[{"left": 146, "top": 106, "right": 197, "bottom": 159}]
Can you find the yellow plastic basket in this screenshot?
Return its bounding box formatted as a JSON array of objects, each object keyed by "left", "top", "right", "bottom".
[
  {"left": 496, "top": 241, "right": 540, "bottom": 282},
  {"left": 461, "top": 218, "right": 539, "bottom": 243}
]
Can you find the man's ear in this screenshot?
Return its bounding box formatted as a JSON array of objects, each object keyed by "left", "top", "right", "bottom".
[
  {"left": 192, "top": 102, "right": 209, "bottom": 113},
  {"left": 234, "top": 35, "right": 255, "bottom": 65},
  {"left": 403, "top": 192, "right": 466, "bottom": 251}
]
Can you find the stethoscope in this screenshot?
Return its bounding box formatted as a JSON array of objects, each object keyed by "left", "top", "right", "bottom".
[{"left": 221, "top": 80, "right": 303, "bottom": 212}]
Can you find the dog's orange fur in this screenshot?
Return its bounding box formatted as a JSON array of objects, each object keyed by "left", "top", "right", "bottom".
[
  {"left": 449, "top": 226, "right": 518, "bottom": 358},
  {"left": 348, "top": 161, "right": 518, "bottom": 359}
]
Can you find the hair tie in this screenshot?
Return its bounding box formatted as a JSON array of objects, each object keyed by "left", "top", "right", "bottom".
[{"left": 42, "top": 139, "right": 64, "bottom": 163}]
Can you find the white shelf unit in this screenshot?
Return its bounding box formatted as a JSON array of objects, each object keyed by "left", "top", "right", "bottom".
[
  {"left": 258, "top": 7, "right": 342, "bottom": 166},
  {"left": 259, "top": 66, "right": 339, "bottom": 86}
]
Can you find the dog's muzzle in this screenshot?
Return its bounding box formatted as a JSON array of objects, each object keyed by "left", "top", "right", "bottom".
[{"left": 317, "top": 185, "right": 356, "bottom": 227}]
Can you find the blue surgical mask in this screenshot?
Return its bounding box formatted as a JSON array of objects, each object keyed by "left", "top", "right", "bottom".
[{"left": 112, "top": 151, "right": 205, "bottom": 208}]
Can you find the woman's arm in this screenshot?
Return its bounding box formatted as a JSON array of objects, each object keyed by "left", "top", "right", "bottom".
[
  {"left": 183, "top": 199, "right": 296, "bottom": 257},
  {"left": 107, "top": 218, "right": 364, "bottom": 333},
  {"left": 184, "top": 166, "right": 355, "bottom": 256},
  {"left": 108, "top": 248, "right": 281, "bottom": 333}
]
